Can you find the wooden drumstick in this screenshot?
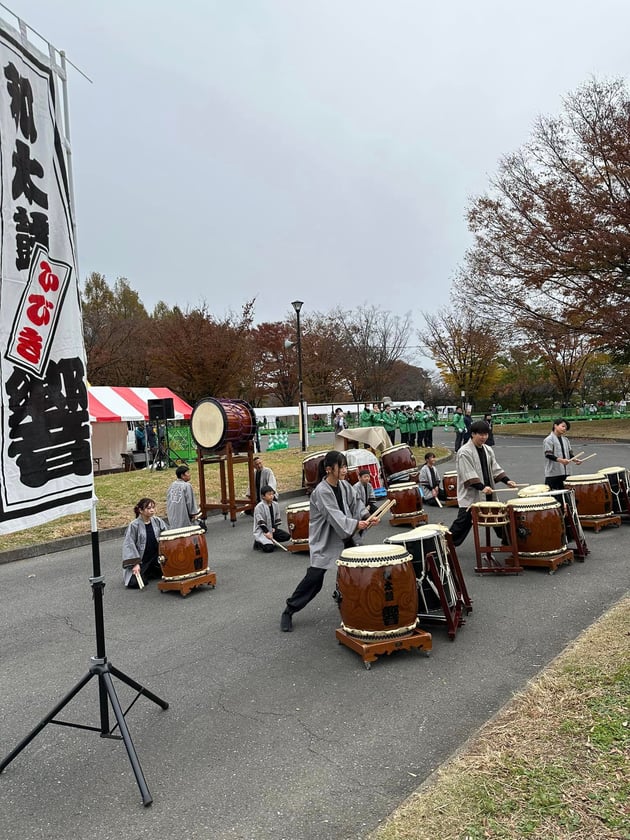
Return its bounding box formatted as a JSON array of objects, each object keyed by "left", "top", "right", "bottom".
[
  {"left": 272, "top": 537, "right": 290, "bottom": 552},
  {"left": 575, "top": 452, "right": 596, "bottom": 463},
  {"left": 366, "top": 497, "right": 396, "bottom": 524},
  {"left": 570, "top": 451, "right": 585, "bottom": 462},
  {"left": 134, "top": 570, "right": 145, "bottom": 589}
]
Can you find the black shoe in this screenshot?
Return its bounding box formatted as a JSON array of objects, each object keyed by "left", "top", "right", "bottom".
[{"left": 280, "top": 610, "right": 293, "bottom": 632}]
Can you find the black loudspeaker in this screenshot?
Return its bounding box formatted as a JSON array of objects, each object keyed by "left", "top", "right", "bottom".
[{"left": 148, "top": 397, "right": 174, "bottom": 421}]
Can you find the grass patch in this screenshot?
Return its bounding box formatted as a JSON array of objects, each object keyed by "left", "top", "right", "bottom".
[{"left": 370, "top": 596, "right": 630, "bottom": 840}]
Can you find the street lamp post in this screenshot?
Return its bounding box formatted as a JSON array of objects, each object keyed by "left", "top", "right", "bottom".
[{"left": 292, "top": 300, "right": 307, "bottom": 452}]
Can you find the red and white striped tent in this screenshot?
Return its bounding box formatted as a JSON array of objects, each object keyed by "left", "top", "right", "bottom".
[
  {"left": 88, "top": 386, "right": 193, "bottom": 471},
  {"left": 88, "top": 386, "right": 192, "bottom": 422}
]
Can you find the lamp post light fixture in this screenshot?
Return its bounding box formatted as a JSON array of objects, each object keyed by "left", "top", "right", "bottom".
[{"left": 291, "top": 300, "right": 307, "bottom": 452}]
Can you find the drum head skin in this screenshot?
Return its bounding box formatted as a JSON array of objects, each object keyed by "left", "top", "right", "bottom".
[
  {"left": 191, "top": 399, "right": 227, "bottom": 449},
  {"left": 517, "top": 484, "right": 550, "bottom": 497}
]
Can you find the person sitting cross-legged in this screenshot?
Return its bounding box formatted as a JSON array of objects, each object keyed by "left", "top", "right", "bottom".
[{"left": 253, "top": 486, "right": 290, "bottom": 553}]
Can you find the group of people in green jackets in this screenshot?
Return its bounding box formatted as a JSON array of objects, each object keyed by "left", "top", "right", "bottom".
[{"left": 359, "top": 403, "right": 436, "bottom": 447}]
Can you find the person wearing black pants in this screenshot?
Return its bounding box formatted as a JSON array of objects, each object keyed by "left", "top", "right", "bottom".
[{"left": 280, "top": 451, "right": 375, "bottom": 632}]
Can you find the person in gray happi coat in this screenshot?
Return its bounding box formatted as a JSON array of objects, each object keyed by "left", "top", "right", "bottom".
[
  {"left": 166, "top": 464, "right": 200, "bottom": 529},
  {"left": 280, "top": 450, "right": 377, "bottom": 632},
  {"left": 121, "top": 497, "right": 167, "bottom": 588},
  {"left": 449, "top": 420, "right": 517, "bottom": 547},
  {"left": 543, "top": 418, "right": 582, "bottom": 490},
  {"left": 253, "top": 485, "right": 290, "bottom": 552}
]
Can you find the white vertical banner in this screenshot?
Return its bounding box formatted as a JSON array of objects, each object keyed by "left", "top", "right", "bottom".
[{"left": 0, "top": 21, "right": 92, "bottom": 534}]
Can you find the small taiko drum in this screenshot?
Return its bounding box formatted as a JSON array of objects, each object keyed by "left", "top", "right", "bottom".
[
  {"left": 506, "top": 497, "right": 566, "bottom": 558},
  {"left": 381, "top": 444, "right": 417, "bottom": 485},
  {"left": 286, "top": 501, "right": 310, "bottom": 544},
  {"left": 346, "top": 466, "right": 361, "bottom": 485},
  {"left": 159, "top": 526, "right": 208, "bottom": 580},
  {"left": 387, "top": 482, "right": 423, "bottom": 519},
  {"left": 470, "top": 501, "right": 510, "bottom": 527},
  {"left": 335, "top": 544, "right": 418, "bottom": 640},
  {"left": 442, "top": 471, "right": 458, "bottom": 504},
  {"left": 517, "top": 484, "right": 551, "bottom": 498},
  {"left": 302, "top": 451, "right": 328, "bottom": 493},
  {"left": 598, "top": 466, "right": 630, "bottom": 514},
  {"left": 385, "top": 527, "right": 458, "bottom": 614},
  {"left": 564, "top": 474, "right": 613, "bottom": 518},
  {"left": 190, "top": 397, "right": 256, "bottom": 452}
]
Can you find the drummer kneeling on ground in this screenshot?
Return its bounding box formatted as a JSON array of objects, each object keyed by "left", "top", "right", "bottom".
[{"left": 253, "top": 486, "right": 290, "bottom": 553}]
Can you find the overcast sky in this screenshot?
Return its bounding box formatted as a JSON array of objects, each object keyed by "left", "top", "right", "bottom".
[{"left": 6, "top": 1, "right": 630, "bottom": 364}]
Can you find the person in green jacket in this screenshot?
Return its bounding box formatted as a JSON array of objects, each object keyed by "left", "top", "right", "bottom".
[
  {"left": 423, "top": 406, "right": 436, "bottom": 448},
  {"left": 359, "top": 404, "right": 374, "bottom": 427},
  {"left": 398, "top": 405, "right": 410, "bottom": 444},
  {"left": 450, "top": 406, "right": 467, "bottom": 451},
  {"left": 381, "top": 404, "right": 397, "bottom": 445},
  {"left": 415, "top": 406, "right": 427, "bottom": 449}
]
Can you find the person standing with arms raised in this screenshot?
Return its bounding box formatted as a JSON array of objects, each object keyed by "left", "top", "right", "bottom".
[{"left": 543, "top": 418, "right": 582, "bottom": 490}]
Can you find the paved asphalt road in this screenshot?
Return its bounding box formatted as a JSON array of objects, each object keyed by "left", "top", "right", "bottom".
[{"left": 1, "top": 430, "right": 629, "bottom": 840}]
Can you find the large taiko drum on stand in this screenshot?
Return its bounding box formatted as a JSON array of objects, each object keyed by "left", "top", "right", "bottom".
[
  {"left": 159, "top": 525, "right": 209, "bottom": 579},
  {"left": 506, "top": 497, "right": 567, "bottom": 558},
  {"left": 302, "top": 451, "right": 328, "bottom": 493},
  {"left": 335, "top": 544, "right": 418, "bottom": 640},
  {"left": 286, "top": 501, "right": 310, "bottom": 544},
  {"left": 598, "top": 466, "right": 630, "bottom": 515},
  {"left": 564, "top": 474, "right": 613, "bottom": 518},
  {"left": 191, "top": 398, "right": 256, "bottom": 452},
  {"left": 381, "top": 444, "right": 418, "bottom": 485}
]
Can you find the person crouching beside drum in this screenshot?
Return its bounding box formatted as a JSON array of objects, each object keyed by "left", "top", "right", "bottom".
[
  {"left": 280, "top": 450, "right": 377, "bottom": 632},
  {"left": 449, "top": 421, "right": 517, "bottom": 547},
  {"left": 419, "top": 452, "right": 446, "bottom": 506},
  {"left": 122, "top": 498, "right": 168, "bottom": 588},
  {"left": 253, "top": 486, "right": 291, "bottom": 553}
]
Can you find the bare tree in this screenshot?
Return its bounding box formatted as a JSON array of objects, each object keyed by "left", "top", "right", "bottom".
[
  {"left": 336, "top": 305, "right": 413, "bottom": 400},
  {"left": 419, "top": 308, "right": 502, "bottom": 406}
]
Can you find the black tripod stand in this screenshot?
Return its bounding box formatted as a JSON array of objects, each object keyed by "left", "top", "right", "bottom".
[{"left": 0, "top": 508, "right": 169, "bottom": 806}]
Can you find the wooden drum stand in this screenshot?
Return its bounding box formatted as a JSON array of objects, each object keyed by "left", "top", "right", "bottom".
[{"left": 197, "top": 440, "right": 257, "bottom": 526}]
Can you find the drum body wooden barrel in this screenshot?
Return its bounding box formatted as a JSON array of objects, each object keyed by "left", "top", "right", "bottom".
[
  {"left": 506, "top": 497, "right": 566, "bottom": 557},
  {"left": 564, "top": 474, "right": 613, "bottom": 518},
  {"left": 387, "top": 482, "right": 423, "bottom": 519},
  {"left": 442, "top": 471, "right": 458, "bottom": 505},
  {"left": 336, "top": 544, "right": 418, "bottom": 639},
  {"left": 302, "top": 451, "right": 328, "bottom": 493},
  {"left": 191, "top": 398, "right": 256, "bottom": 452},
  {"left": 286, "top": 502, "right": 310, "bottom": 543},
  {"left": 381, "top": 444, "right": 417, "bottom": 485},
  {"left": 159, "top": 526, "right": 208, "bottom": 579}
]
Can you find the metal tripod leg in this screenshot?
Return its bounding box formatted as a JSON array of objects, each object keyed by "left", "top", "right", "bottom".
[{"left": 0, "top": 671, "right": 93, "bottom": 773}]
